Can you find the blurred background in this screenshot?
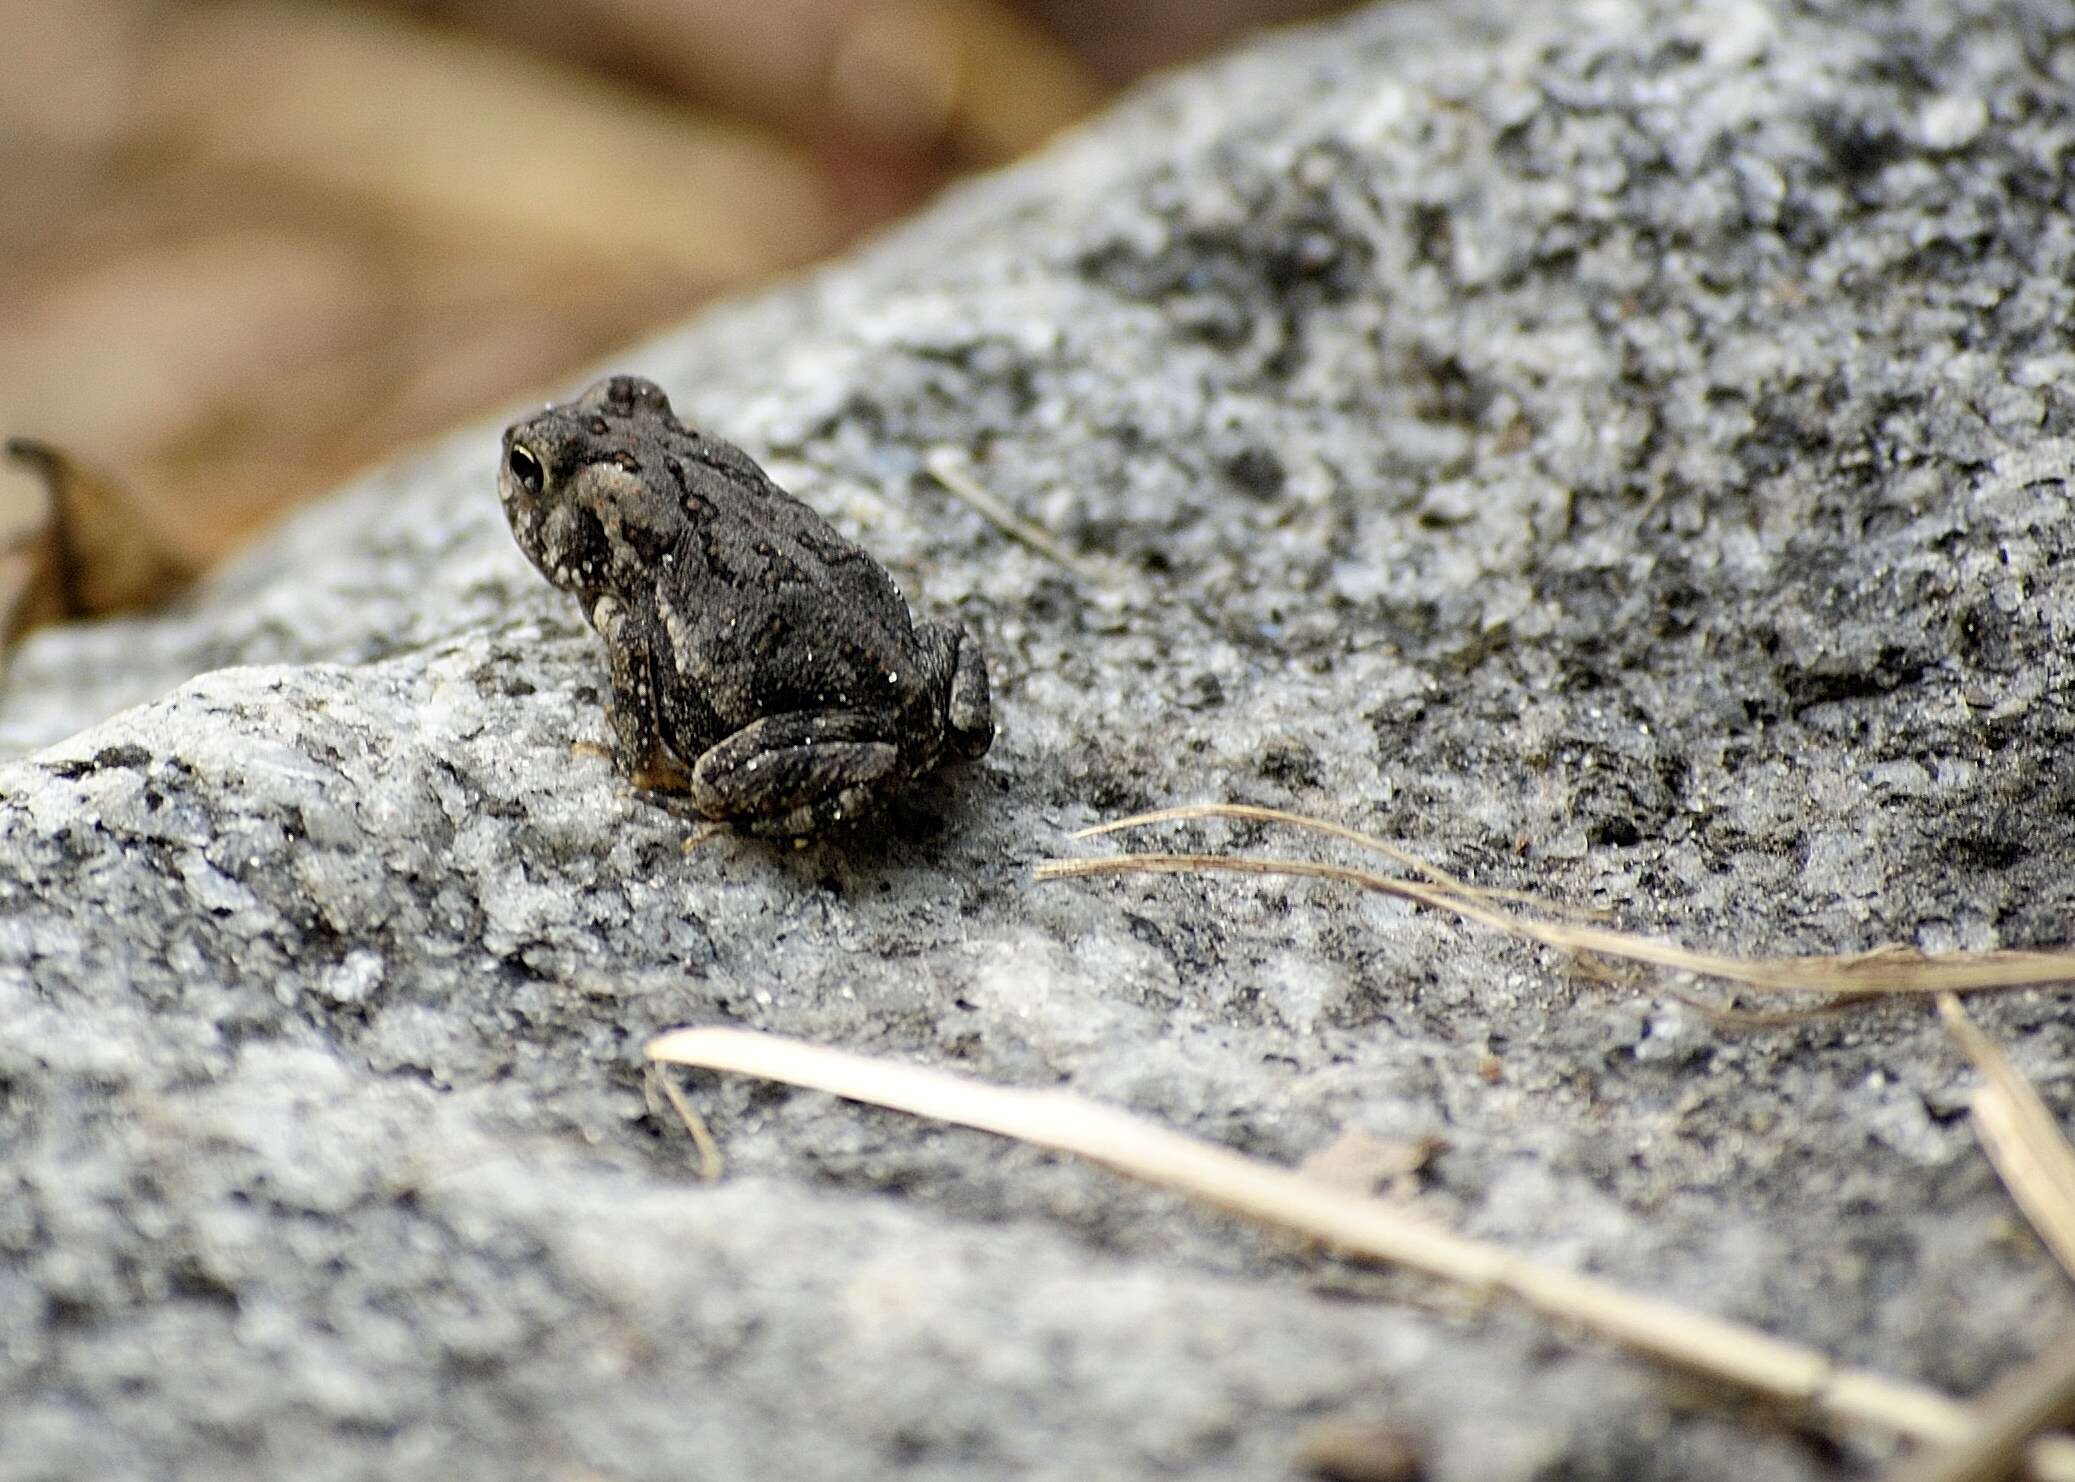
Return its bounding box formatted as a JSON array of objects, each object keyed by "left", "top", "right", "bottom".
[{"left": 0, "top": 0, "right": 1355, "bottom": 579}]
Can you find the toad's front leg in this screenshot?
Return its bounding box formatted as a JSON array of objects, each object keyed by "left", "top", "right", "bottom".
[
  {"left": 593, "top": 594, "right": 696, "bottom": 792},
  {"left": 919, "top": 620, "right": 994, "bottom": 762},
  {"left": 688, "top": 710, "right": 903, "bottom": 837}
]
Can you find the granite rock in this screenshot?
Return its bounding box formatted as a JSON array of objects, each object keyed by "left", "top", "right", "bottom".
[{"left": 5, "top": 0, "right": 2075, "bottom": 1477}]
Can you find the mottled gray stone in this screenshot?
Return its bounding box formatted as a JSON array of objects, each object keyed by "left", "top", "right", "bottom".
[{"left": 5, "top": 0, "right": 2075, "bottom": 1478}]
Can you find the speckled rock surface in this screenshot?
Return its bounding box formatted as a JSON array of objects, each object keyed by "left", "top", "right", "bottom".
[{"left": 5, "top": 1, "right": 2075, "bottom": 1477}]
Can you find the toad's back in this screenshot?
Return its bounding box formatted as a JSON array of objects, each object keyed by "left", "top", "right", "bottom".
[{"left": 653, "top": 433, "right": 923, "bottom": 722}]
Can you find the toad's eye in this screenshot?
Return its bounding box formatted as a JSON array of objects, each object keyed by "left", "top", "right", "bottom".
[{"left": 507, "top": 443, "right": 545, "bottom": 493}]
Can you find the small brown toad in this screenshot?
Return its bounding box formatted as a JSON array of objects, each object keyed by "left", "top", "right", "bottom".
[{"left": 499, "top": 375, "right": 993, "bottom": 837}]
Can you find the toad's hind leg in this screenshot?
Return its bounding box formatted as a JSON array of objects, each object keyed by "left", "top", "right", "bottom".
[{"left": 688, "top": 710, "right": 902, "bottom": 837}]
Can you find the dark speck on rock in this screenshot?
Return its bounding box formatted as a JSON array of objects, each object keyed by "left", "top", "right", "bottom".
[
  {"left": 47, "top": 743, "right": 153, "bottom": 779},
  {"left": 1225, "top": 445, "right": 1287, "bottom": 498}
]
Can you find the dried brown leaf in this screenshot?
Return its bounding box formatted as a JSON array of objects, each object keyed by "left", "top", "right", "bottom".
[
  {"left": 2, "top": 438, "right": 197, "bottom": 656},
  {"left": 830, "top": 0, "right": 1107, "bottom": 162},
  {"left": 138, "top": 2, "right": 841, "bottom": 284}
]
